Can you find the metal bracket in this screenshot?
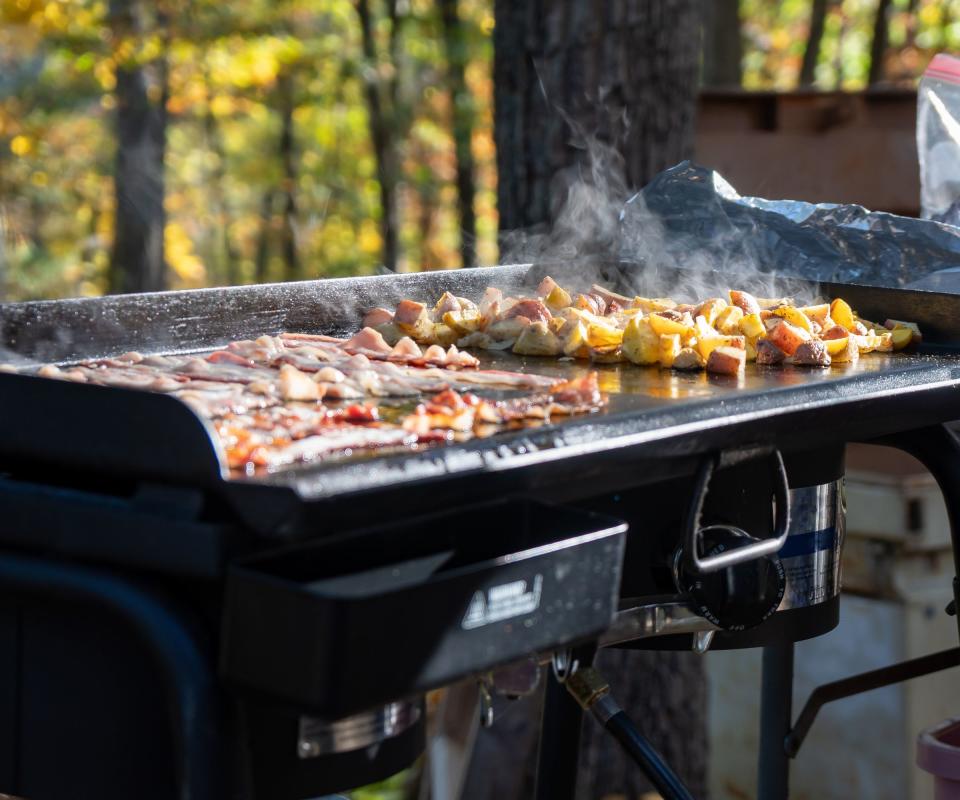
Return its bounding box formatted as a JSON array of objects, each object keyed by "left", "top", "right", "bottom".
[{"left": 784, "top": 647, "right": 960, "bottom": 758}]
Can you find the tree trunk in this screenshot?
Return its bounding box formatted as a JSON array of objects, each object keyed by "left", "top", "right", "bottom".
[
  {"left": 277, "top": 71, "right": 300, "bottom": 282},
  {"left": 867, "top": 0, "right": 892, "bottom": 86},
  {"left": 356, "top": 0, "right": 400, "bottom": 272},
  {"left": 439, "top": 0, "right": 477, "bottom": 267},
  {"left": 487, "top": 2, "right": 707, "bottom": 797},
  {"left": 255, "top": 190, "right": 274, "bottom": 284},
  {"left": 702, "top": 0, "right": 742, "bottom": 88},
  {"left": 494, "top": 0, "right": 700, "bottom": 234},
  {"left": 109, "top": 0, "right": 168, "bottom": 294},
  {"left": 799, "top": 0, "right": 829, "bottom": 87}
]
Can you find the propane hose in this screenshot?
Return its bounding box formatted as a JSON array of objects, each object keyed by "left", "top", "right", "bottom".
[{"left": 564, "top": 667, "right": 696, "bottom": 800}]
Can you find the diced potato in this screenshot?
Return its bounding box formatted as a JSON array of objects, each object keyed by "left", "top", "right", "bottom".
[
  {"left": 431, "top": 323, "right": 460, "bottom": 347},
  {"left": 622, "top": 317, "right": 660, "bottom": 365},
  {"left": 858, "top": 319, "right": 886, "bottom": 334},
  {"left": 563, "top": 321, "right": 591, "bottom": 359},
  {"left": 513, "top": 321, "right": 562, "bottom": 356},
  {"left": 649, "top": 312, "right": 694, "bottom": 339},
  {"left": 830, "top": 298, "right": 855, "bottom": 331},
  {"left": 375, "top": 322, "right": 404, "bottom": 346},
  {"left": 745, "top": 337, "right": 758, "bottom": 362},
  {"left": 799, "top": 304, "right": 830, "bottom": 325},
  {"left": 443, "top": 309, "right": 482, "bottom": 335},
  {"left": 875, "top": 331, "right": 894, "bottom": 352},
  {"left": 739, "top": 313, "right": 766, "bottom": 340},
  {"left": 885, "top": 319, "right": 922, "bottom": 344},
  {"left": 771, "top": 306, "right": 813, "bottom": 333},
  {"left": 696, "top": 334, "right": 745, "bottom": 361},
  {"left": 587, "top": 322, "right": 624, "bottom": 349},
  {"left": 823, "top": 336, "right": 849, "bottom": 356},
  {"left": 767, "top": 320, "right": 811, "bottom": 356},
  {"left": 673, "top": 347, "right": 705, "bottom": 371},
  {"left": 545, "top": 284, "right": 573, "bottom": 311},
  {"left": 659, "top": 333, "right": 682, "bottom": 368},
  {"left": 695, "top": 298, "right": 728, "bottom": 327},
  {"left": 852, "top": 333, "right": 879, "bottom": 354},
  {"left": 694, "top": 315, "right": 718, "bottom": 340},
  {"left": 487, "top": 317, "right": 531, "bottom": 341},
  {"left": 729, "top": 290, "right": 762, "bottom": 315},
  {"left": 706, "top": 346, "right": 746, "bottom": 376},
  {"left": 715, "top": 305, "right": 744, "bottom": 335},
  {"left": 591, "top": 345, "right": 625, "bottom": 363},
  {"left": 831, "top": 336, "right": 859, "bottom": 364},
  {"left": 633, "top": 297, "right": 677, "bottom": 313},
  {"left": 757, "top": 296, "right": 794, "bottom": 310},
  {"left": 890, "top": 327, "right": 914, "bottom": 351},
  {"left": 549, "top": 316, "right": 569, "bottom": 336}
]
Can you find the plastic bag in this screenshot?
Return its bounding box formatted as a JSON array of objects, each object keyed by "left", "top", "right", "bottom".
[{"left": 917, "top": 54, "right": 960, "bottom": 226}]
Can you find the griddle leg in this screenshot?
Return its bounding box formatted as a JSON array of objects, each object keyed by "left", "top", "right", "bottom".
[
  {"left": 871, "top": 425, "right": 960, "bottom": 645},
  {"left": 757, "top": 642, "right": 794, "bottom": 800},
  {"left": 534, "top": 650, "right": 595, "bottom": 800}
]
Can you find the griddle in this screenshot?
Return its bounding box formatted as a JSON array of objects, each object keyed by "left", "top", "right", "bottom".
[{"left": 3, "top": 262, "right": 960, "bottom": 548}]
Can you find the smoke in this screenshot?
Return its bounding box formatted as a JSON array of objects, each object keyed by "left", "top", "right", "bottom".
[{"left": 494, "top": 106, "right": 820, "bottom": 306}]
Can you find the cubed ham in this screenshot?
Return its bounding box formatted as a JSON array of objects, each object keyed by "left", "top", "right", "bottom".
[
  {"left": 793, "top": 340, "right": 831, "bottom": 367},
  {"left": 756, "top": 339, "right": 786, "bottom": 365}
]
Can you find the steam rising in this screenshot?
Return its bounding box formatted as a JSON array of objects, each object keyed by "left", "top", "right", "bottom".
[{"left": 495, "top": 125, "right": 820, "bottom": 306}]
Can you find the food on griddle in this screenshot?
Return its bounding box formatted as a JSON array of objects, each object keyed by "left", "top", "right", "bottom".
[
  {"left": 365, "top": 278, "right": 921, "bottom": 377},
  {"left": 21, "top": 331, "right": 606, "bottom": 473}
]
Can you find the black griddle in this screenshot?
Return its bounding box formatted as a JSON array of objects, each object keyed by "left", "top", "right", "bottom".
[{"left": 3, "top": 261, "right": 960, "bottom": 800}]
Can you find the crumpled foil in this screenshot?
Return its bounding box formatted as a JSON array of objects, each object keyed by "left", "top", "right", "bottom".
[{"left": 620, "top": 161, "right": 960, "bottom": 291}]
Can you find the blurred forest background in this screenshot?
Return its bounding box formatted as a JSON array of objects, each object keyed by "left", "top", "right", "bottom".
[{"left": 0, "top": 0, "right": 956, "bottom": 301}]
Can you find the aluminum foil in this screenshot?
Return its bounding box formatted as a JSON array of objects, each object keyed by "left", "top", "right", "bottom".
[{"left": 620, "top": 161, "right": 960, "bottom": 291}]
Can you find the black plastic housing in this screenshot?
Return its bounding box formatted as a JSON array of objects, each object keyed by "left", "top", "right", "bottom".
[{"left": 220, "top": 499, "right": 627, "bottom": 718}]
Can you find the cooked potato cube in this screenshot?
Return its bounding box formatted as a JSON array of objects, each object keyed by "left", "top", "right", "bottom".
[
  {"left": 771, "top": 306, "right": 813, "bottom": 333},
  {"left": 745, "top": 337, "right": 758, "bottom": 362},
  {"left": 513, "top": 321, "right": 562, "bottom": 356},
  {"left": 823, "top": 336, "right": 849, "bottom": 356},
  {"left": 673, "top": 347, "right": 706, "bottom": 371},
  {"left": 563, "top": 321, "right": 591, "bottom": 359},
  {"left": 695, "top": 298, "right": 728, "bottom": 327},
  {"left": 622, "top": 317, "right": 660, "bottom": 365},
  {"left": 729, "top": 290, "right": 762, "bottom": 315},
  {"left": 739, "top": 312, "right": 766, "bottom": 340},
  {"left": 767, "top": 320, "right": 811, "bottom": 356},
  {"left": 715, "top": 305, "right": 744, "bottom": 335},
  {"left": 830, "top": 298, "right": 855, "bottom": 331},
  {"left": 545, "top": 284, "right": 573, "bottom": 311},
  {"left": 831, "top": 336, "right": 859, "bottom": 363},
  {"left": 694, "top": 315, "right": 719, "bottom": 340},
  {"left": 659, "top": 333, "right": 682, "bottom": 368},
  {"left": 706, "top": 346, "right": 746, "bottom": 376},
  {"left": 696, "top": 334, "right": 745, "bottom": 361},
  {"left": 431, "top": 323, "right": 460, "bottom": 347},
  {"left": 443, "top": 309, "right": 482, "bottom": 335},
  {"left": 649, "top": 312, "right": 695, "bottom": 339},
  {"left": 633, "top": 297, "right": 678, "bottom": 313},
  {"left": 799, "top": 304, "right": 830, "bottom": 325},
  {"left": 587, "top": 322, "right": 624, "bottom": 349},
  {"left": 890, "top": 327, "right": 914, "bottom": 350},
  {"left": 591, "top": 345, "right": 625, "bottom": 363},
  {"left": 884, "top": 319, "right": 922, "bottom": 344},
  {"left": 756, "top": 339, "right": 786, "bottom": 365}
]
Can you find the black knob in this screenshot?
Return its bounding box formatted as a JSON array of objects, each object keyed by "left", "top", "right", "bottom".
[{"left": 675, "top": 526, "right": 786, "bottom": 632}]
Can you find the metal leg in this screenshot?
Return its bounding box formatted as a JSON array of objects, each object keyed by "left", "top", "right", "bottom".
[
  {"left": 758, "top": 642, "right": 794, "bottom": 800},
  {"left": 870, "top": 425, "right": 960, "bottom": 644},
  {"left": 534, "top": 649, "right": 595, "bottom": 800}
]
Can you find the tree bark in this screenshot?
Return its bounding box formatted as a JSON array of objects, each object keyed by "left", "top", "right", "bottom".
[
  {"left": 277, "top": 71, "right": 300, "bottom": 282},
  {"left": 487, "top": 2, "right": 707, "bottom": 797},
  {"left": 494, "top": 0, "right": 700, "bottom": 234},
  {"left": 254, "top": 190, "right": 274, "bottom": 284},
  {"left": 702, "top": 0, "right": 743, "bottom": 88},
  {"left": 356, "top": 0, "right": 400, "bottom": 272},
  {"left": 109, "top": 0, "right": 168, "bottom": 294},
  {"left": 868, "top": 0, "right": 892, "bottom": 86},
  {"left": 439, "top": 0, "right": 477, "bottom": 267},
  {"left": 799, "top": 0, "right": 829, "bottom": 87}
]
